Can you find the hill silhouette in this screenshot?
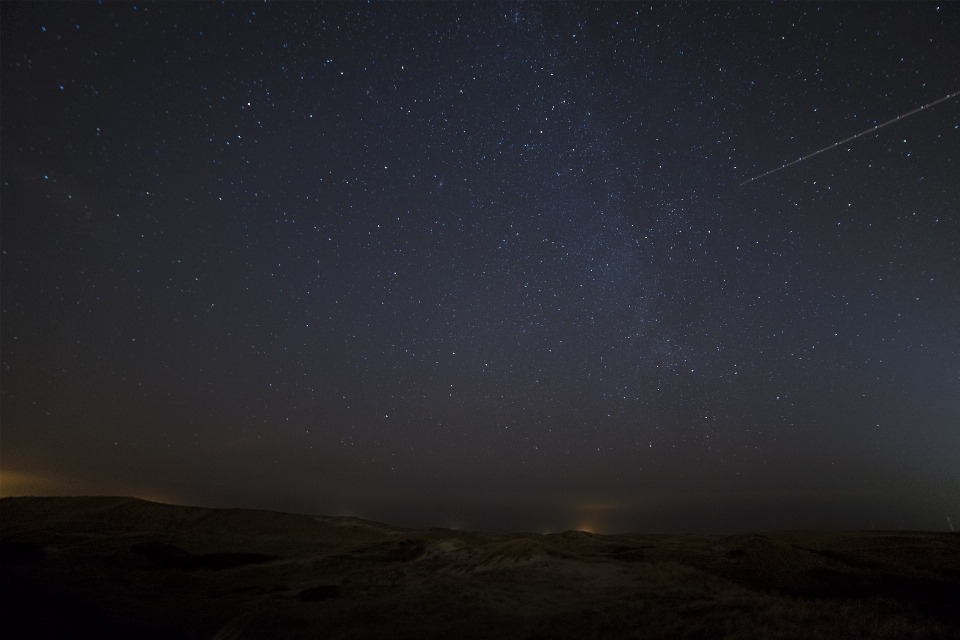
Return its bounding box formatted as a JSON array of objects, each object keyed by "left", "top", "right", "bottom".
[{"left": 2, "top": 496, "right": 958, "bottom": 638}]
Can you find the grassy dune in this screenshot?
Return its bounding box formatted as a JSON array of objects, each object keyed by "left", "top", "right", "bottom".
[{"left": 2, "top": 496, "right": 958, "bottom": 639}]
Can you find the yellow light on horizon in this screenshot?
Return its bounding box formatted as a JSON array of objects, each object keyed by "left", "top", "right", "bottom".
[{"left": 0, "top": 470, "right": 65, "bottom": 497}]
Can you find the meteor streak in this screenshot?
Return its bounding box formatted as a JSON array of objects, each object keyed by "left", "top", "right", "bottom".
[{"left": 740, "top": 90, "right": 960, "bottom": 186}]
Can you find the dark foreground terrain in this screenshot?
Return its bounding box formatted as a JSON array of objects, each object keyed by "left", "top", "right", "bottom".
[{"left": 2, "top": 497, "right": 958, "bottom": 639}]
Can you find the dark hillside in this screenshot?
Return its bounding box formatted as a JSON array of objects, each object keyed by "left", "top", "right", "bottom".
[{"left": 2, "top": 497, "right": 958, "bottom": 639}]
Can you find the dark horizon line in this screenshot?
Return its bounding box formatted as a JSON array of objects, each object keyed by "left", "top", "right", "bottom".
[{"left": 3, "top": 494, "right": 954, "bottom": 537}]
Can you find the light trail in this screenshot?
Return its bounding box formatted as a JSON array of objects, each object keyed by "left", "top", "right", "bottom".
[{"left": 740, "top": 90, "right": 960, "bottom": 187}]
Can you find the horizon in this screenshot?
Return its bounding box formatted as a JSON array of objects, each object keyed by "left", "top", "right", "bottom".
[
  {"left": 1, "top": 493, "right": 954, "bottom": 536},
  {"left": 2, "top": 482, "right": 955, "bottom": 536}
]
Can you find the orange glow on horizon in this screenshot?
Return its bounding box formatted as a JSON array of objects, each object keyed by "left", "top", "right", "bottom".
[{"left": 0, "top": 469, "right": 67, "bottom": 497}]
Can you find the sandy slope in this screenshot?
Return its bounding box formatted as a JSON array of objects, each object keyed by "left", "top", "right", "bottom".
[{"left": 2, "top": 496, "right": 958, "bottom": 639}]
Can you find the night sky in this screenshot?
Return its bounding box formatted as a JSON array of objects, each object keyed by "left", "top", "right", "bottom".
[{"left": 2, "top": 3, "right": 958, "bottom": 534}]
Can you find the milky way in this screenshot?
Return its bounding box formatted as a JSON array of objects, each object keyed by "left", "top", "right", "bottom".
[{"left": 2, "top": 3, "right": 958, "bottom": 533}]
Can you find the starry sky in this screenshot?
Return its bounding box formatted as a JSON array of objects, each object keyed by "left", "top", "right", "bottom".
[{"left": 2, "top": 2, "right": 958, "bottom": 534}]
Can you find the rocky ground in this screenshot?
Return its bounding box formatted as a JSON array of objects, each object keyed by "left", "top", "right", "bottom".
[{"left": 2, "top": 496, "right": 959, "bottom": 639}]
